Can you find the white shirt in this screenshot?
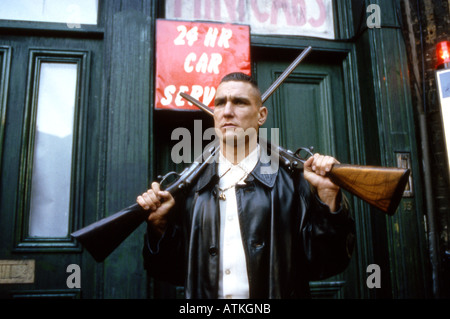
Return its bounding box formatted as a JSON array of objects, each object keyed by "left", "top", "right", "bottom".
[{"left": 217, "top": 145, "right": 259, "bottom": 299}]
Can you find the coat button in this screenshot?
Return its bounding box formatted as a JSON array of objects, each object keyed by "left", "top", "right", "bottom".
[
  {"left": 251, "top": 241, "right": 264, "bottom": 249},
  {"left": 208, "top": 246, "right": 218, "bottom": 256}
]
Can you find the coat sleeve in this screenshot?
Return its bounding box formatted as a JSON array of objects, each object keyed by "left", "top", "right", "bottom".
[{"left": 299, "top": 174, "right": 356, "bottom": 281}]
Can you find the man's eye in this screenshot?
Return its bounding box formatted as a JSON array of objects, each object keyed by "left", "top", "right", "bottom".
[{"left": 233, "top": 99, "right": 249, "bottom": 106}]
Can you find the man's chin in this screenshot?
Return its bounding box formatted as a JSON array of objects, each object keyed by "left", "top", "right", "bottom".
[{"left": 222, "top": 133, "right": 257, "bottom": 147}]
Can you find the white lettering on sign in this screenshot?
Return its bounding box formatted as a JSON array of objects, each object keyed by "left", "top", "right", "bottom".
[
  {"left": 160, "top": 84, "right": 216, "bottom": 107},
  {"left": 184, "top": 52, "right": 223, "bottom": 74},
  {"left": 165, "top": 0, "right": 335, "bottom": 39},
  {"left": 155, "top": 20, "right": 250, "bottom": 110},
  {"left": 174, "top": 25, "right": 199, "bottom": 46}
]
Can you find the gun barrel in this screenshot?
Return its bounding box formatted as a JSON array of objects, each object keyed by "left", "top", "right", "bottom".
[{"left": 261, "top": 46, "right": 312, "bottom": 103}]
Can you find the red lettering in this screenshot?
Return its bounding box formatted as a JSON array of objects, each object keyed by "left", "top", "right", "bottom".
[
  {"left": 174, "top": 0, "right": 182, "bottom": 18},
  {"left": 214, "top": 0, "right": 221, "bottom": 20},
  {"left": 224, "top": 0, "right": 237, "bottom": 21},
  {"left": 204, "top": 0, "right": 212, "bottom": 20},
  {"left": 271, "top": 0, "right": 294, "bottom": 25},
  {"left": 308, "top": 0, "right": 326, "bottom": 27},
  {"left": 291, "top": 0, "right": 307, "bottom": 26},
  {"left": 250, "top": 0, "right": 269, "bottom": 23},
  {"left": 194, "top": 0, "right": 202, "bottom": 19},
  {"left": 237, "top": 0, "right": 246, "bottom": 22}
]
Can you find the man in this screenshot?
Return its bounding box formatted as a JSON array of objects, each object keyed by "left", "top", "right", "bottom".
[{"left": 138, "top": 72, "right": 355, "bottom": 298}]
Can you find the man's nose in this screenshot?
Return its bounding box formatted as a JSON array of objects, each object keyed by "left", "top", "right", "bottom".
[{"left": 223, "top": 101, "right": 234, "bottom": 116}]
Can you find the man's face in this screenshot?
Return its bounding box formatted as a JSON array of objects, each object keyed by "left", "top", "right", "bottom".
[{"left": 213, "top": 81, "right": 267, "bottom": 145}]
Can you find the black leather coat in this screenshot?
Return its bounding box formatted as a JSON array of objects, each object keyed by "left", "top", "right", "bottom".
[{"left": 143, "top": 154, "right": 356, "bottom": 299}]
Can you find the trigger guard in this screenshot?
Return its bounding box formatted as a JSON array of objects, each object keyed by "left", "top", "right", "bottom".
[
  {"left": 294, "top": 146, "right": 314, "bottom": 161},
  {"left": 157, "top": 171, "right": 180, "bottom": 188}
]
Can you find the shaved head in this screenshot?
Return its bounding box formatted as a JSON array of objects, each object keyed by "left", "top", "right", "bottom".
[{"left": 219, "top": 72, "right": 262, "bottom": 106}]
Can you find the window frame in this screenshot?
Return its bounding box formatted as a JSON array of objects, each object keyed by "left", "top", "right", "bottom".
[
  {"left": 0, "top": 46, "right": 12, "bottom": 182},
  {"left": 14, "top": 49, "right": 90, "bottom": 252},
  {"left": 0, "top": 0, "right": 105, "bottom": 39}
]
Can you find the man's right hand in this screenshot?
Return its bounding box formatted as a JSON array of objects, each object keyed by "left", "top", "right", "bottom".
[{"left": 137, "top": 182, "right": 175, "bottom": 236}]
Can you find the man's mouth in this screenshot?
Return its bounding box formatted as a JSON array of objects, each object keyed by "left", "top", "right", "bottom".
[{"left": 222, "top": 123, "right": 238, "bottom": 128}]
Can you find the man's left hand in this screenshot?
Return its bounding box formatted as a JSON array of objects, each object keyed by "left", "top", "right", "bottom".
[{"left": 303, "top": 153, "right": 340, "bottom": 212}]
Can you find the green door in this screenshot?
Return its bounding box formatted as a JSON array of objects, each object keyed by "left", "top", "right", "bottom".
[
  {"left": 0, "top": 33, "right": 102, "bottom": 299},
  {"left": 254, "top": 47, "right": 370, "bottom": 298}
]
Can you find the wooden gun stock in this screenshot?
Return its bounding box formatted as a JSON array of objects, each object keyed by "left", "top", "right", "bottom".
[{"left": 327, "top": 164, "right": 410, "bottom": 216}]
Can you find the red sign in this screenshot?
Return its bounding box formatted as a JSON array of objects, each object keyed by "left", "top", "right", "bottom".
[{"left": 155, "top": 19, "right": 251, "bottom": 110}]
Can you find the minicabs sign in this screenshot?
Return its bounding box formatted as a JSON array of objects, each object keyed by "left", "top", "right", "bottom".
[{"left": 154, "top": 19, "right": 251, "bottom": 111}]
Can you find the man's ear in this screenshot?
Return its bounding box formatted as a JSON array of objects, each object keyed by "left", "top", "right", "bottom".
[{"left": 258, "top": 106, "right": 268, "bottom": 126}]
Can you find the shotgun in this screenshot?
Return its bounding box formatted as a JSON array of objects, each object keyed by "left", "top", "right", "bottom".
[
  {"left": 71, "top": 47, "right": 314, "bottom": 262},
  {"left": 181, "top": 91, "right": 410, "bottom": 217},
  {"left": 71, "top": 47, "right": 409, "bottom": 262}
]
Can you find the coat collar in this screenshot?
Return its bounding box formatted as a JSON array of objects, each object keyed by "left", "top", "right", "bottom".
[{"left": 195, "top": 142, "right": 279, "bottom": 192}]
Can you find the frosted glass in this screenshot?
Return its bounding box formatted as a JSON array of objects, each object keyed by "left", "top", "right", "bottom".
[
  {"left": 28, "top": 63, "right": 78, "bottom": 238},
  {"left": 0, "top": 0, "right": 98, "bottom": 25}
]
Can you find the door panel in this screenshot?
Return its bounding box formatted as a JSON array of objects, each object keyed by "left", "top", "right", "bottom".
[
  {"left": 256, "top": 50, "right": 349, "bottom": 161},
  {"left": 0, "top": 34, "right": 102, "bottom": 298},
  {"left": 255, "top": 48, "right": 363, "bottom": 298}
]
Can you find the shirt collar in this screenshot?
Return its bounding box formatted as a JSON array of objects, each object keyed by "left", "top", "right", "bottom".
[
  {"left": 218, "top": 144, "right": 260, "bottom": 176},
  {"left": 195, "top": 142, "right": 279, "bottom": 192}
]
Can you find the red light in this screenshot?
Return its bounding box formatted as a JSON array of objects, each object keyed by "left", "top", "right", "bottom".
[{"left": 436, "top": 41, "right": 450, "bottom": 69}]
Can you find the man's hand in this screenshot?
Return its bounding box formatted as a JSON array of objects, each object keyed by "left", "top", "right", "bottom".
[
  {"left": 137, "top": 182, "right": 175, "bottom": 236},
  {"left": 303, "top": 153, "right": 340, "bottom": 212}
]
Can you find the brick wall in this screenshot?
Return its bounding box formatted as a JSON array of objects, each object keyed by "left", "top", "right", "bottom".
[{"left": 399, "top": 0, "right": 450, "bottom": 298}]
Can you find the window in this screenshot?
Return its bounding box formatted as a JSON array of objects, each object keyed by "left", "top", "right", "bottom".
[
  {"left": 28, "top": 62, "right": 78, "bottom": 238},
  {"left": 16, "top": 50, "right": 89, "bottom": 250},
  {"left": 0, "top": 0, "right": 98, "bottom": 26}
]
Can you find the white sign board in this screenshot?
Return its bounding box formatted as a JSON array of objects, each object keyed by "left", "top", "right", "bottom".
[
  {"left": 437, "top": 69, "right": 450, "bottom": 177},
  {"left": 165, "top": 0, "right": 335, "bottom": 40}
]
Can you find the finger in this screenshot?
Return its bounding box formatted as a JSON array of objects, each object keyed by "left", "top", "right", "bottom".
[
  {"left": 137, "top": 195, "right": 151, "bottom": 210},
  {"left": 140, "top": 191, "right": 157, "bottom": 210},
  {"left": 317, "top": 155, "right": 331, "bottom": 175},
  {"left": 151, "top": 182, "right": 162, "bottom": 198},
  {"left": 310, "top": 153, "right": 320, "bottom": 171},
  {"left": 313, "top": 154, "right": 327, "bottom": 176},
  {"left": 303, "top": 154, "right": 315, "bottom": 170},
  {"left": 158, "top": 190, "right": 175, "bottom": 205},
  {"left": 146, "top": 189, "right": 161, "bottom": 209},
  {"left": 323, "top": 156, "right": 336, "bottom": 173}
]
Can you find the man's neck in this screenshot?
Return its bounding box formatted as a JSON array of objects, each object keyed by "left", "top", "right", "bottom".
[{"left": 220, "top": 137, "right": 258, "bottom": 165}]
